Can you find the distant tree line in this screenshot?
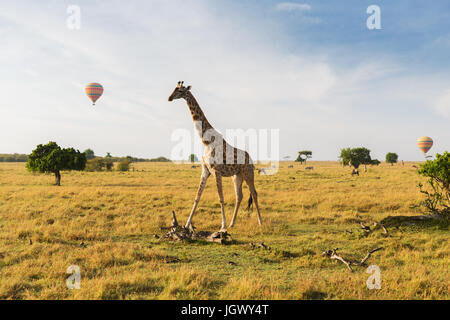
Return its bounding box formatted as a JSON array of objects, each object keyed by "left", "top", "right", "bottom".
[
  {"left": 147, "top": 156, "right": 171, "bottom": 162},
  {"left": 83, "top": 150, "right": 171, "bottom": 172},
  {"left": 83, "top": 149, "right": 170, "bottom": 163},
  {"left": 23, "top": 143, "right": 175, "bottom": 185},
  {"left": 289, "top": 148, "right": 400, "bottom": 169},
  {"left": 0, "top": 154, "right": 28, "bottom": 162},
  {"left": 339, "top": 148, "right": 402, "bottom": 172}
]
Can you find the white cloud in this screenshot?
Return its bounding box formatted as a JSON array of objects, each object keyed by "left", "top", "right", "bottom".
[
  {"left": 276, "top": 2, "right": 311, "bottom": 12},
  {"left": 434, "top": 89, "right": 450, "bottom": 117}
]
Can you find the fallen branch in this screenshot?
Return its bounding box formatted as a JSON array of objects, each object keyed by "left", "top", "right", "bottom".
[
  {"left": 376, "top": 222, "right": 389, "bottom": 236},
  {"left": 322, "top": 247, "right": 383, "bottom": 272},
  {"left": 360, "top": 247, "right": 383, "bottom": 265}
]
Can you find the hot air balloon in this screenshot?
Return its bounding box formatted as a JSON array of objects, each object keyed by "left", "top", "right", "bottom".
[
  {"left": 85, "top": 83, "right": 104, "bottom": 105},
  {"left": 417, "top": 136, "right": 433, "bottom": 154}
]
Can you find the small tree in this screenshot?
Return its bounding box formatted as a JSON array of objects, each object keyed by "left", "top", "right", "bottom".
[
  {"left": 339, "top": 148, "right": 351, "bottom": 166},
  {"left": 83, "top": 149, "right": 95, "bottom": 160},
  {"left": 27, "top": 142, "right": 86, "bottom": 185},
  {"left": 188, "top": 154, "right": 199, "bottom": 162},
  {"left": 371, "top": 159, "right": 380, "bottom": 166},
  {"left": 418, "top": 152, "right": 449, "bottom": 216},
  {"left": 385, "top": 152, "right": 398, "bottom": 166},
  {"left": 104, "top": 152, "right": 114, "bottom": 171},
  {"left": 339, "top": 147, "right": 371, "bottom": 169},
  {"left": 295, "top": 151, "right": 312, "bottom": 164}
]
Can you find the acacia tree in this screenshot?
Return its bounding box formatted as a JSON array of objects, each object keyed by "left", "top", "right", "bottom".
[
  {"left": 27, "top": 142, "right": 86, "bottom": 186},
  {"left": 385, "top": 152, "right": 398, "bottom": 165},
  {"left": 295, "top": 151, "right": 312, "bottom": 164},
  {"left": 339, "top": 147, "right": 371, "bottom": 169}
]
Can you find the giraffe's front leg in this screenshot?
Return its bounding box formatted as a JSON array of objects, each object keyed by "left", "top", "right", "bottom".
[
  {"left": 215, "top": 173, "right": 227, "bottom": 232},
  {"left": 185, "top": 167, "right": 210, "bottom": 231}
]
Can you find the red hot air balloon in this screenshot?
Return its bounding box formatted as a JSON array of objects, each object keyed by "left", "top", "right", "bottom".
[
  {"left": 417, "top": 136, "right": 433, "bottom": 154},
  {"left": 85, "top": 83, "right": 104, "bottom": 105}
]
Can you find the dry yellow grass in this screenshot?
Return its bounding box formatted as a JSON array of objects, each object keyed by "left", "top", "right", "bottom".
[{"left": 0, "top": 161, "right": 448, "bottom": 299}]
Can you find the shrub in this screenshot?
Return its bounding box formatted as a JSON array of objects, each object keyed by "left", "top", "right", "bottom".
[
  {"left": 85, "top": 158, "right": 106, "bottom": 172},
  {"left": 418, "top": 152, "right": 449, "bottom": 216},
  {"left": 117, "top": 159, "right": 131, "bottom": 172},
  {"left": 105, "top": 160, "right": 114, "bottom": 171}
]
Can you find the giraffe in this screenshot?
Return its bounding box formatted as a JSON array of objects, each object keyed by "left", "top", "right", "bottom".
[{"left": 168, "top": 81, "right": 262, "bottom": 232}]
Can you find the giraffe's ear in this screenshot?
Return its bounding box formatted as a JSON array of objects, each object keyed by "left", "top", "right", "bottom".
[{"left": 186, "top": 86, "right": 192, "bottom": 90}]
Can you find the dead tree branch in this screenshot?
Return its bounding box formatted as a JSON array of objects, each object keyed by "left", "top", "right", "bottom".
[{"left": 322, "top": 247, "right": 383, "bottom": 272}]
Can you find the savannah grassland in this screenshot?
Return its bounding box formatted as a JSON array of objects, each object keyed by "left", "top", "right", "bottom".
[{"left": 0, "top": 161, "right": 448, "bottom": 300}]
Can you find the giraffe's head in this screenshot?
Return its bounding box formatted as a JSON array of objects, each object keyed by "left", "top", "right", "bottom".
[{"left": 168, "top": 81, "right": 191, "bottom": 101}]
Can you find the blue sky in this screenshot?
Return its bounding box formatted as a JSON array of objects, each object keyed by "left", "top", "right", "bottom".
[{"left": 0, "top": 0, "right": 449, "bottom": 160}]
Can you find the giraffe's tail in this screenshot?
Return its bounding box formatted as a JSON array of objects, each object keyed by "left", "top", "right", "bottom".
[{"left": 246, "top": 194, "right": 253, "bottom": 211}]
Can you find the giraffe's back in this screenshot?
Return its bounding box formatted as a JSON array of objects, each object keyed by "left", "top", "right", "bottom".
[{"left": 205, "top": 143, "right": 254, "bottom": 177}]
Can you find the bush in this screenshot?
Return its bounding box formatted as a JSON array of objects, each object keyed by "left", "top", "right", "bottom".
[
  {"left": 105, "top": 160, "right": 114, "bottom": 171},
  {"left": 117, "top": 159, "right": 131, "bottom": 171},
  {"left": 85, "top": 158, "right": 106, "bottom": 172},
  {"left": 0, "top": 153, "right": 28, "bottom": 162},
  {"left": 418, "top": 152, "right": 449, "bottom": 216}
]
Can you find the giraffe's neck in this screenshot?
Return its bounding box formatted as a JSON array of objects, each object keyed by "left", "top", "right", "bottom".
[{"left": 184, "top": 92, "right": 220, "bottom": 145}]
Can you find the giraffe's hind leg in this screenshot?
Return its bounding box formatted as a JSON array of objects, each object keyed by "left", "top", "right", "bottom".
[
  {"left": 214, "top": 172, "right": 227, "bottom": 232},
  {"left": 243, "top": 167, "right": 262, "bottom": 226},
  {"left": 229, "top": 173, "right": 243, "bottom": 228}
]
